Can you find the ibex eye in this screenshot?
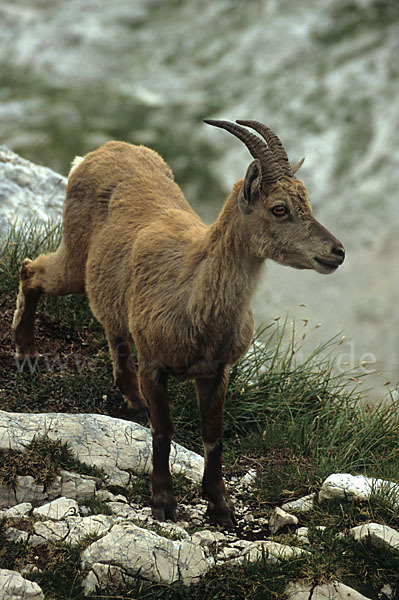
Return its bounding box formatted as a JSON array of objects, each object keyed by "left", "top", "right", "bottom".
[{"left": 271, "top": 205, "right": 288, "bottom": 217}]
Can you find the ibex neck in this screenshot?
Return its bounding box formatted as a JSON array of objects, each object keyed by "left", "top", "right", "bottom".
[{"left": 187, "top": 183, "right": 263, "bottom": 330}]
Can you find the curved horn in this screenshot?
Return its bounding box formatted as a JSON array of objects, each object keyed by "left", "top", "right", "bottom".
[
  {"left": 236, "top": 120, "right": 292, "bottom": 176},
  {"left": 203, "top": 119, "right": 284, "bottom": 184}
]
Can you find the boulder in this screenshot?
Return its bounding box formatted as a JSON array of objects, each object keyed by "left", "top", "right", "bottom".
[
  {"left": 319, "top": 474, "right": 399, "bottom": 505},
  {"left": 0, "top": 569, "right": 44, "bottom": 600},
  {"left": 0, "top": 411, "right": 204, "bottom": 487},
  {"left": 81, "top": 521, "right": 212, "bottom": 585}
]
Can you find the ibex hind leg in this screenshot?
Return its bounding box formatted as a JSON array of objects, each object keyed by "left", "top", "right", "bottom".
[
  {"left": 107, "top": 335, "right": 149, "bottom": 422},
  {"left": 12, "top": 246, "right": 85, "bottom": 358}
]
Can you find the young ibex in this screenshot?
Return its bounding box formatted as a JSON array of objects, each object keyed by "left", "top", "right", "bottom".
[{"left": 13, "top": 120, "right": 345, "bottom": 527}]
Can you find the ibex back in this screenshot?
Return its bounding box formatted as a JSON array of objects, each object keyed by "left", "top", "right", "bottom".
[{"left": 13, "top": 120, "right": 345, "bottom": 527}]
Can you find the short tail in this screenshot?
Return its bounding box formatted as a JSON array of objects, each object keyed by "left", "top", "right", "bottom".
[{"left": 68, "top": 156, "right": 84, "bottom": 178}]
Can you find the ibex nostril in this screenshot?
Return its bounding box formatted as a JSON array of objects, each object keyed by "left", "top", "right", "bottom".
[{"left": 332, "top": 246, "right": 345, "bottom": 260}]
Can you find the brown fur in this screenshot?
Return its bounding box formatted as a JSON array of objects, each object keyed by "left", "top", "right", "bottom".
[{"left": 12, "top": 136, "right": 344, "bottom": 527}]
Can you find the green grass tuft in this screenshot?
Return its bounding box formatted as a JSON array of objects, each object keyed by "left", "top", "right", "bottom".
[{"left": 0, "top": 435, "right": 105, "bottom": 488}]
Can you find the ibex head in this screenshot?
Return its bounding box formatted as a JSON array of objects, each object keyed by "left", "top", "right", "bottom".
[{"left": 204, "top": 119, "right": 345, "bottom": 274}]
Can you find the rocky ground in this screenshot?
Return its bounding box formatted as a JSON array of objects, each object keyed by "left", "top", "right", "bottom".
[{"left": 0, "top": 411, "right": 398, "bottom": 599}]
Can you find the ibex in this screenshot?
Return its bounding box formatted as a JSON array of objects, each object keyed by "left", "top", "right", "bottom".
[{"left": 12, "top": 120, "right": 345, "bottom": 527}]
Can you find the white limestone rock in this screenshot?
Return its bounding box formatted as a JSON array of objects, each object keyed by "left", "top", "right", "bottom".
[
  {"left": 15, "top": 476, "right": 48, "bottom": 505},
  {"left": 216, "top": 546, "right": 241, "bottom": 561},
  {"left": 1, "top": 469, "right": 98, "bottom": 509},
  {"left": 281, "top": 494, "right": 315, "bottom": 512},
  {"left": 47, "top": 470, "right": 98, "bottom": 502},
  {"left": 108, "top": 493, "right": 129, "bottom": 503},
  {"left": 0, "top": 484, "right": 16, "bottom": 509},
  {"left": 229, "top": 539, "right": 253, "bottom": 550},
  {"left": 269, "top": 507, "right": 299, "bottom": 534},
  {"left": 238, "top": 468, "right": 257, "bottom": 489},
  {"left": 81, "top": 521, "right": 212, "bottom": 586},
  {"left": 32, "top": 497, "right": 79, "bottom": 520},
  {"left": 295, "top": 527, "right": 310, "bottom": 544},
  {"left": 95, "top": 489, "right": 122, "bottom": 503},
  {"left": 0, "top": 145, "right": 65, "bottom": 234},
  {"left": 33, "top": 514, "right": 115, "bottom": 545},
  {"left": 0, "top": 411, "right": 204, "bottom": 487},
  {"left": 4, "top": 502, "right": 32, "bottom": 518},
  {"left": 349, "top": 522, "right": 399, "bottom": 552},
  {"left": 380, "top": 584, "right": 395, "bottom": 599},
  {"left": 32, "top": 520, "right": 68, "bottom": 544},
  {"left": 178, "top": 539, "right": 214, "bottom": 584},
  {"left": 189, "top": 530, "right": 226, "bottom": 547},
  {"left": 233, "top": 540, "right": 308, "bottom": 565},
  {"left": 81, "top": 521, "right": 179, "bottom": 584},
  {"left": 5, "top": 527, "right": 29, "bottom": 543},
  {"left": 0, "top": 568, "right": 44, "bottom": 600},
  {"left": 82, "top": 563, "right": 138, "bottom": 596},
  {"left": 155, "top": 520, "right": 190, "bottom": 540},
  {"left": 14, "top": 476, "right": 47, "bottom": 507},
  {"left": 286, "top": 581, "right": 372, "bottom": 599},
  {"left": 319, "top": 473, "right": 399, "bottom": 505},
  {"left": 106, "top": 501, "right": 141, "bottom": 520}
]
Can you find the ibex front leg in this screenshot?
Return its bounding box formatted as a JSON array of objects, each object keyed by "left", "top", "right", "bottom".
[
  {"left": 196, "top": 365, "right": 237, "bottom": 528},
  {"left": 139, "top": 364, "right": 177, "bottom": 522}
]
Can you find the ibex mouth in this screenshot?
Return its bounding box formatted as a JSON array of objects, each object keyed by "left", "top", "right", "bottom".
[{"left": 313, "top": 257, "right": 340, "bottom": 273}]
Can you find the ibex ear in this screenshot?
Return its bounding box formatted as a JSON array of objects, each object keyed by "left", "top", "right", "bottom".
[
  {"left": 238, "top": 159, "right": 262, "bottom": 215},
  {"left": 292, "top": 157, "right": 305, "bottom": 175}
]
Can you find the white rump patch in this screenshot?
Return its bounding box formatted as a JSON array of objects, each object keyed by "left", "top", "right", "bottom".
[{"left": 68, "top": 155, "right": 84, "bottom": 177}]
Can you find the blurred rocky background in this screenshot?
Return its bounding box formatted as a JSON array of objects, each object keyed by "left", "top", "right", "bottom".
[{"left": 0, "top": 0, "right": 398, "bottom": 400}]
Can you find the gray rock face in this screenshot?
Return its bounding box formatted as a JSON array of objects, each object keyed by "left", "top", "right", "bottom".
[
  {"left": 0, "top": 569, "right": 44, "bottom": 600},
  {"left": 0, "top": 145, "right": 65, "bottom": 233}
]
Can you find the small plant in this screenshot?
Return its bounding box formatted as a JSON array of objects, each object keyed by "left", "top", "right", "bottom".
[{"left": 0, "top": 435, "right": 104, "bottom": 488}]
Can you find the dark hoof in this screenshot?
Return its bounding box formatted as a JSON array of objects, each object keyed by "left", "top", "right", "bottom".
[
  {"left": 152, "top": 505, "right": 178, "bottom": 522},
  {"left": 206, "top": 501, "right": 237, "bottom": 529}
]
